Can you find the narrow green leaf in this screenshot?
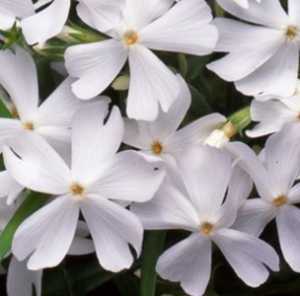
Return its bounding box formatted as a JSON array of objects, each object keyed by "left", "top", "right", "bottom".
[
  {"left": 0, "top": 191, "right": 47, "bottom": 260},
  {"left": 140, "top": 231, "right": 166, "bottom": 296},
  {"left": 0, "top": 96, "right": 12, "bottom": 118}
]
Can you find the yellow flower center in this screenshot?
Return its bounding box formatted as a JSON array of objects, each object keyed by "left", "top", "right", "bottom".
[
  {"left": 22, "top": 121, "right": 34, "bottom": 130},
  {"left": 123, "top": 30, "right": 139, "bottom": 46},
  {"left": 286, "top": 26, "right": 298, "bottom": 41},
  {"left": 200, "top": 222, "right": 214, "bottom": 236},
  {"left": 272, "top": 195, "right": 288, "bottom": 207},
  {"left": 70, "top": 182, "right": 85, "bottom": 199},
  {"left": 151, "top": 141, "right": 163, "bottom": 155}
]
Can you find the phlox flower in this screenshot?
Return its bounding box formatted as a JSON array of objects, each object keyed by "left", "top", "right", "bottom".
[
  {"left": 232, "top": 0, "right": 261, "bottom": 9},
  {"left": 132, "top": 145, "right": 279, "bottom": 296},
  {"left": 123, "top": 74, "right": 226, "bottom": 166},
  {"left": 208, "top": 0, "right": 300, "bottom": 97},
  {"left": 65, "top": 0, "right": 218, "bottom": 120},
  {"left": 228, "top": 124, "right": 300, "bottom": 272},
  {"left": 0, "top": 0, "right": 70, "bottom": 45},
  {"left": 247, "top": 80, "right": 300, "bottom": 137},
  {"left": 4, "top": 101, "right": 165, "bottom": 271}
]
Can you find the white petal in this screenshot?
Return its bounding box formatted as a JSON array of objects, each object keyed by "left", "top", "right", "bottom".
[
  {"left": 207, "top": 31, "right": 283, "bottom": 82},
  {"left": 212, "top": 18, "right": 284, "bottom": 53},
  {"left": 276, "top": 205, "right": 300, "bottom": 271},
  {"left": 213, "top": 228, "right": 279, "bottom": 287},
  {"left": 68, "top": 238, "right": 94, "bottom": 256},
  {"left": 7, "top": 257, "right": 42, "bottom": 296},
  {"left": 65, "top": 39, "right": 128, "bottom": 99},
  {"left": 89, "top": 150, "right": 165, "bottom": 202},
  {"left": 71, "top": 103, "right": 123, "bottom": 183},
  {"left": 131, "top": 181, "right": 200, "bottom": 231},
  {"left": 226, "top": 142, "right": 274, "bottom": 201},
  {"left": 157, "top": 234, "right": 212, "bottom": 296},
  {"left": 288, "top": 183, "right": 300, "bottom": 204},
  {"left": 236, "top": 43, "right": 299, "bottom": 97},
  {"left": 37, "top": 78, "right": 90, "bottom": 126},
  {"left": 0, "top": 48, "right": 39, "bottom": 120},
  {"left": 144, "top": 75, "right": 191, "bottom": 141},
  {"left": 127, "top": 45, "right": 179, "bottom": 121},
  {"left": 0, "top": 170, "right": 23, "bottom": 205},
  {"left": 178, "top": 145, "right": 232, "bottom": 216},
  {"left": 141, "top": 0, "right": 217, "bottom": 55},
  {"left": 81, "top": 197, "right": 143, "bottom": 272},
  {"left": 0, "top": 11, "right": 16, "bottom": 30},
  {"left": 12, "top": 195, "right": 79, "bottom": 270},
  {"left": 233, "top": 199, "right": 276, "bottom": 236},
  {"left": 246, "top": 99, "right": 297, "bottom": 138},
  {"left": 21, "top": 0, "right": 71, "bottom": 45},
  {"left": 288, "top": 0, "right": 300, "bottom": 25},
  {"left": 124, "top": 0, "right": 174, "bottom": 29},
  {"left": 264, "top": 123, "right": 300, "bottom": 196},
  {"left": 166, "top": 113, "right": 227, "bottom": 153},
  {"left": 77, "top": 0, "right": 124, "bottom": 33},
  {"left": 0, "top": 119, "right": 22, "bottom": 147},
  {"left": 216, "top": 0, "right": 288, "bottom": 28},
  {"left": 0, "top": 0, "right": 34, "bottom": 19},
  {"left": 4, "top": 133, "right": 70, "bottom": 195}
]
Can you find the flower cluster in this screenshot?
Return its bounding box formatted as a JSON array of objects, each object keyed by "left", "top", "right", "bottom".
[{"left": 0, "top": 0, "right": 300, "bottom": 296}]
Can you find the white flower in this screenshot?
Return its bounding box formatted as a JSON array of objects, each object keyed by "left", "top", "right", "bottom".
[
  {"left": 0, "top": 0, "right": 70, "bottom": 45},
  {"left": 132, "top": 145, "right": 279, "bottom": 296},
  {"left": 247, "top": 80, "right": 300, "bottom": 137},
  {"left": 65, "top": 0, "right": 218, "bottom": 120},
  {"left": 123, "top": 74, "right": 226, "bottom": 165},
  {"left": 0, "top": 47, "right": 94, "bottom": 156},
  {"left": 207, "top": 0, "right": 300, "bottom": 97},
  {"left": 4, "top": 101, "right": 165, "bottom": 271},
  {"left": 232, "top": 0, "right": 261, "bottom": 9},
  {"left": 227, "top": 124, "right": 300, "bottom": 272}
]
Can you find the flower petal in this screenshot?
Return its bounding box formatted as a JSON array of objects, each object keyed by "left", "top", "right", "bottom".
[
  {"left": 7, "top": 257, "right": 42, "bottom": 296},
  {"left": 131, "top": 181, "right": 199, "bottom": 231},
  {"left": 71, "top": 103, "right": 124, "bottom": 183},
  {"left": 21, "top": 0, "right": 71, "bottom": 45},
  {"left": 141, "top": 0, "right": 217, "bottom": 55},
  {"left": 277, "top": 205, "right": 300, "bottom": 271},
  {"left": 236, "top": 43, "right": 299, "bottom": 97},
  {"left": 246, "top": 99, "right": 297, "bottom": 138},
  {"left": 233, "top": 198, "right": 276, "bottom": 236},
  {"left": 157, "top": 234, "right": 212, "bottom": 296},
  {"left": 12, "top": 195, "right": 79, "bottom": 270},
  {"left": 81, "top": 197, "right": 143, "bottom": 272},
  {"left": 65, "top": 39, "right": 128, "bottom": 99},
  {"left": 127, "top": 45, "right": 179, "bottom": 121},
  {"left": 4, "top": 133, "right": 70, "bottom": 195},
  {"left": 178, "top": 145, "right": 232, "bottom": 216},
  {"left": 0, "top": 48, "right": 39, "bottom": 120},
  {"left": 89, "top": 150, "right": 165, "bottom": 202},
  {"left": 213, "top": 228, "right": 279, "bottom": 287},
  {"left": 216, "top": 0, "right": 288, "bottom": 28}
]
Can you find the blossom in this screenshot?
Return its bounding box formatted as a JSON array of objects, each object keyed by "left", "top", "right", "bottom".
[
  {"left": 65, "top": 0, "right": 218, "bottom": 120},
  {"left": 247, "top": 80, "right": 300, "bottom": 137},
  {"left": 123, "top": 74, "right": 226, "bottom": 166},
  {"left": 227, "top": 124, "right": 300, "bottom": 272},
  {"left": 132, "top": 145, "right": 279, "bottom": 296},
  {"left": 207, "top": 0, "right": 300, "bottom": 97},
  {"left": 0, "top": 47, "right": 95, "bottom": 155},
  {"left": 0, "top": 0, "right": 70, "bottom": 45},
  {"left": 4, "top": 101, "right": 165, "bottom": 271}
]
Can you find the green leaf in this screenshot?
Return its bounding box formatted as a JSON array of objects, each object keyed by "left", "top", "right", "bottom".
[
  {"left": 0, "top": 191, "right": 47, "bottom": 260},
  {"left": 140, "top": 231, "right": 166, "bottom": 296},
  {"left": 0, "top": 96, "right": 12, "bottom": 118}
]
